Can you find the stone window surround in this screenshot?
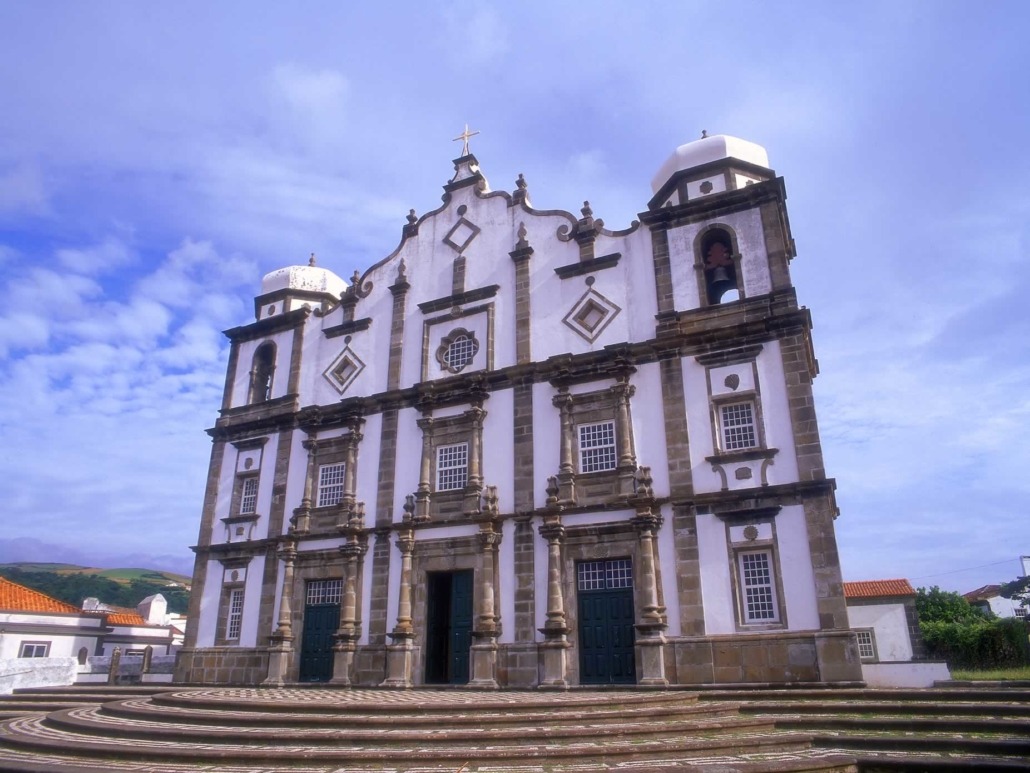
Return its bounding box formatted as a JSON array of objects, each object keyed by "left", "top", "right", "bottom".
[
  {"left": 436, "top": 328, "right": 480, "bottom": 375},
  {"left": 718, "top": 513, "right": 788, "bottom": 632},
  {"left": 414, "top": 406, "right": 486, "bottom": 521},
  {"left": 420, "top": 302, "right": 494, "bottom": 382},
  {"left": 692, "top": 223, "right": 745, "bottom": 308},
  {"left": 293, "top": 421, "right": 365, "bottom": 534},
  {"left": 699, "top": 353, "right": 771, "bottom": 462},
  {"left": 552, "top": 380, "right": 638, "bottom": 505},
  {"left": 215, "top": 562, "right": 249, "bottom": 646}
]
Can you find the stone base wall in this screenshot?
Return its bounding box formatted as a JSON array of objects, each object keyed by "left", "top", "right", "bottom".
[
  {"left": 175, "top": 630, "right": 861, "bottom": 687},
  {"left": 666, "top": 630, "right": 862, "bottom": 685},
  {"left": 174, "top": 647, "right": 270, "bottom": 685}
]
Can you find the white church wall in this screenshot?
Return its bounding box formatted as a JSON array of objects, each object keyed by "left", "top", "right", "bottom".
[
  {"left": 531, "top": 382, "right": 561, "bottom": 510},
  {"left": 281, "top": 430, "right": 309, "bottom": 537},
  {"left": 697, "top": 512, "right": 735, "bottom": 634},
  {"left": 482, "top": 388, "right": 515, "bottom": 512},
  {"left": 230, "top": 328, "right": 295, "bottom": 408},
  {"left": 632, "top": 362, "right": 671, "bottom": 497},
  {"left": 776, "top": 505, "right": 820, "bottom": 631},
  {"left": 238, "top": 554, "right": 265, "bottom": 648},
  {"left": 193, "top": 560, "right": 224, "bottom": 647},
  {"left": 754, "top": 340, "right": 800, "bottom": 482},
  {"left": 392, "top": 407, "right": 424, "bottom": 523},
  {"left": 355, "top": 412, "right": 383, "bottom": 518}
]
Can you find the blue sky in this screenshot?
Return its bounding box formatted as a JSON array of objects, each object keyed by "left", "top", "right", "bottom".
[{"left": 0, "top": 2, "right": 1027, "bottom": 593}]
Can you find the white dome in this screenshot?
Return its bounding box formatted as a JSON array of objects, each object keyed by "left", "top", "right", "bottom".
[
  {"left": 650, "top": 134, "right": 770, "bottom": 194},
  {"left": 261, "top": 264, "right": 347, "bottom": 297}
]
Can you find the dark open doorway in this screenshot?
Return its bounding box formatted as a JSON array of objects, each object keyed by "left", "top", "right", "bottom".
[{"left": 424, "top": 570, "right": 473, "bottom": 685}]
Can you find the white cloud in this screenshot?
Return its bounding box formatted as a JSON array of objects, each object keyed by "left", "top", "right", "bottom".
[{"left": 56, "top": 235, "right": 135, "bottom": 275}]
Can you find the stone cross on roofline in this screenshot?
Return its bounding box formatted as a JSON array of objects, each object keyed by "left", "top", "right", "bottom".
[{"left": 453, "top": 123, "right": 480, "bottom": 157}]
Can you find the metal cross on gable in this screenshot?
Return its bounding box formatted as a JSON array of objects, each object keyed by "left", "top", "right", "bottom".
[{"left": 452, "top": 123, "right": 480, "bottom": 156}]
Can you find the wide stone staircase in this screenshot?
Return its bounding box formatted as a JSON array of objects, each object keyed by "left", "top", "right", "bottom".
[
  {"left": 698, "top": 684, "right": 1030, "bottom": 770},
  {"left": 0, "top": 686, "right": 856, "bottom": 773},
  {"left": 0, "top": 683, "right": 1026, "bottom": 772}
]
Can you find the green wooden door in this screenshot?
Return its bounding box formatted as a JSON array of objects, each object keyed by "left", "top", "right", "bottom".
[
  {"left": 424, "top": 570, "right": 472, "bottom": 685},
  {"left": 577, "top": 559, "right": 636, "bottom": 685},
  {"left": 299, "top": 579, "right": 341, "bottom": 683}
]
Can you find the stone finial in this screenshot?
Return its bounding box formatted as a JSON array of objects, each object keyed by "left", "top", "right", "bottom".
[
  {"left": 396, "top": 258, "right": 407, "bottom": 283},
  {"left": 309, "top": 252, "right": 317, "bottom": 266},
  {"left": 406, "top": 208, "right": 417, "bottom": 225},
  {"left": 515, "top": 222, "right": 529, "bottom": 251},
  {"left": 701, "top": 129, "right": 708, "bottom": 138},
  {"left": 350, "top": 269, "right": 361, "bottom": 286},
  {"left": 545, "top": 476, "right": 560, "bottom": 506},
  {"left": 481, "top": 485, "right": 499, "bottom": 517},
  {"left": 403, "top": 493, "right": 415, "bottom": 522},
  {"left": 581, "top": 201, "right": 593, "bottom": 219},
  {"left": 516, "top": 173, "right": 527, "bottom": 191}
]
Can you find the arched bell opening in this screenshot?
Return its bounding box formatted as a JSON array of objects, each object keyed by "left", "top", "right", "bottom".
[
  {"left": 701, "top": 228, "right": 740, "bottom": 305},
  {"left": 249, "top": 341, "right": 276, "bottom": 404}
]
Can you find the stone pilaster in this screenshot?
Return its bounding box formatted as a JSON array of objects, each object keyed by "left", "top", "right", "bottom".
[
  {"left": 382, "top": 525, "right": 416, "bottom": 687},
  {"left": 612, "top": 379, "right": 638, "bottom": 496},
  {"left": 552, "top": 391, "right": 575, "bottom": 504},
  {"left": 469, "top": 522, "right": 500, "bottom": 688},
  {"left": 538, "top": 516, "right": 570, "bottom": 688},
  {"left": 263, "top": 538, "right": 297, "bottom": 686},
  {"left": 632, "top": 508, "right": 668, "bottom": 686},
  {"left": 463, "top": 406, "right": 486, "bottom": 516},
  {"left": 414, "top": 415, "right": 433, "bottom": 522}
]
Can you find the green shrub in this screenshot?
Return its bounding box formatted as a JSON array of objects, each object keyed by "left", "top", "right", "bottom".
[{"left": 921, "top": 618, "right": 1030, "bottom": 669}]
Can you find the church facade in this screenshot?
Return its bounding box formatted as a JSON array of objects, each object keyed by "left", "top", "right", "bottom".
[{"left": 175, "top": 134, "right": 862, "bottom": 687}]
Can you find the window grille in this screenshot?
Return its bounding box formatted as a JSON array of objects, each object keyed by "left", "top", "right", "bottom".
[
  {"left": 721, "top": 402, "right": 757, "bottom": 451},
  {"left": 578, "top": 421, "right": 617, "bottom": 473},
  {"left": 739, "top": 551, "right": 778, "bottom": 622},
  {"left": 226, "top": 589, "right": 244, "bottom": 640},
  {"left": 316, "top": 462, "right": 346, "bottom": 508},
  {"left": 444, "top": 333, "right": 477, "bottom": 372},
  {"left": 436, "top": 443, "right": 468, "bottom": 491},
  {"left": 239, "top": 477, "right": 259, "bottom": 514},
  {"left": 577, "top": 558, "right": 633, "bottom": 591},
  {"left": 856, "top": 629, "right": 876, "bottom": 659},
  {"left": 306, "top": 579, "right": 343, "bottom": 606}
]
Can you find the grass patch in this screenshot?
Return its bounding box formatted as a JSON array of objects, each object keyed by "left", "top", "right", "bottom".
[{"left": 950, "top": 666, "right": 1030, "bottom": 680}]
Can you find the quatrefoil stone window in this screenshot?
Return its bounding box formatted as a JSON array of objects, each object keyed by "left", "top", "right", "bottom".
[{"left": 436, "top": 328, "right": 480, "bottom": 374}]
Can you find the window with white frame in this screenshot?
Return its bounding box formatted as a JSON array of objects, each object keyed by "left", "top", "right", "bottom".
[
  {"left": 436, "top": 442, "right": 469, "bottom": 491},
  {"left": 855, "top": 629, "right": 877, "bottom": 660},
  {"left": 19, "top": 642, "right": 50, "bottom": 658},
  {"left": 306, "top": 578, "right": 343, "bottom": 606},
  {"left": 720, "top": 401, "right": 758, "bottom": 451},
  {"left": 738, "top": 550, "right": 779, "bottom": 623},
  {"left": 1015, "top": 606, "right": 1027, "bottom": 619},
  {"left": 226, "top": 588, "right": 244, "bottom": 640},
  {"left": 316, "top": 462, "right": 346, "bottom": 508},
  {"left": 578, "top": 420, "right": 617, "bottom": 473},
  {"left": 239, "top": 477, "right": 259, "bottom": 514}
]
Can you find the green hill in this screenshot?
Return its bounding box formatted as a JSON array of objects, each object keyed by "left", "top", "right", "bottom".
[{"left": 0, "top": 563, "right": 191, "bottom": 614}]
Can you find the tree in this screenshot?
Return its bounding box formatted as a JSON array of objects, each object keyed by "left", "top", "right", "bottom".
[
  {"left": 915, "top": 585, "right": 991, "bottom": 624},
  {"left": 998, "top": 576, "right": 1030, "bottom": 610}
]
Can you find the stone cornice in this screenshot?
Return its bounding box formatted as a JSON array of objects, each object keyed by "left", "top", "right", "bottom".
[
  {"left": 641, "top": 177, "right": 786, "bottom": 230},
  {"left": 224, "top": 308, "right": 310, "bottom": 343}
]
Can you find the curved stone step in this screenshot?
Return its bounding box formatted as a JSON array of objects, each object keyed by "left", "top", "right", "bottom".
[
  {"left": 44, "top": 702, "right": 779, "bottom": 746},
  {"left": 737, "top": 700, "right": 1030, "bottom": 718},
  {"left": 0, "top": 712, "right": 819, "bottom": 765}
]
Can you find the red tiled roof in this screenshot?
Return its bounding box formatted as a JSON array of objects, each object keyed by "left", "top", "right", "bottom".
[
  {"left": 844, "top": 579, "right": 916, "bottom": 599},
  {"left": 0, "top": 576, "right": 81, "bottom": 614},
  {"left": 105, "top": 612, "right": 149, "bottom": 625},
  {"left": 962, "top": 584, "right": 1001, "bottom": 602}
]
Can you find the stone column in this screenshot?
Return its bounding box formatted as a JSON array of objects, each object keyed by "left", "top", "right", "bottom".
[
  {"left": 632, "top": 510, "right": 668, "bottom": 686},
  {"left": 552, "top": 391, "right": 575, "bottom": 504},
  {"left": 463, "top": 406, "right": 486, "bottom": 516},
  {"left": 382, "top": 526, "right": 417, "bottom": 687},
  {"left": 330, "top": 541, "right": 362, "bottom": 686},
  {"left": 538, "top": 516, "right": 570, "bottom": 688},
  {"left": 613, "top": 380, "right": 638, "bottom": 496},
  {"left": 414, "top": 416, "right": 433, "bottom": 522},
  {"left": 470, "top": 523, "right": 500, "bottom": 688},
  {"left": 293, "top": 439, "right": 318, "bottom": 534},
  {"left": 263, "top": 538, "right": 297, "bottom": 686}
]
